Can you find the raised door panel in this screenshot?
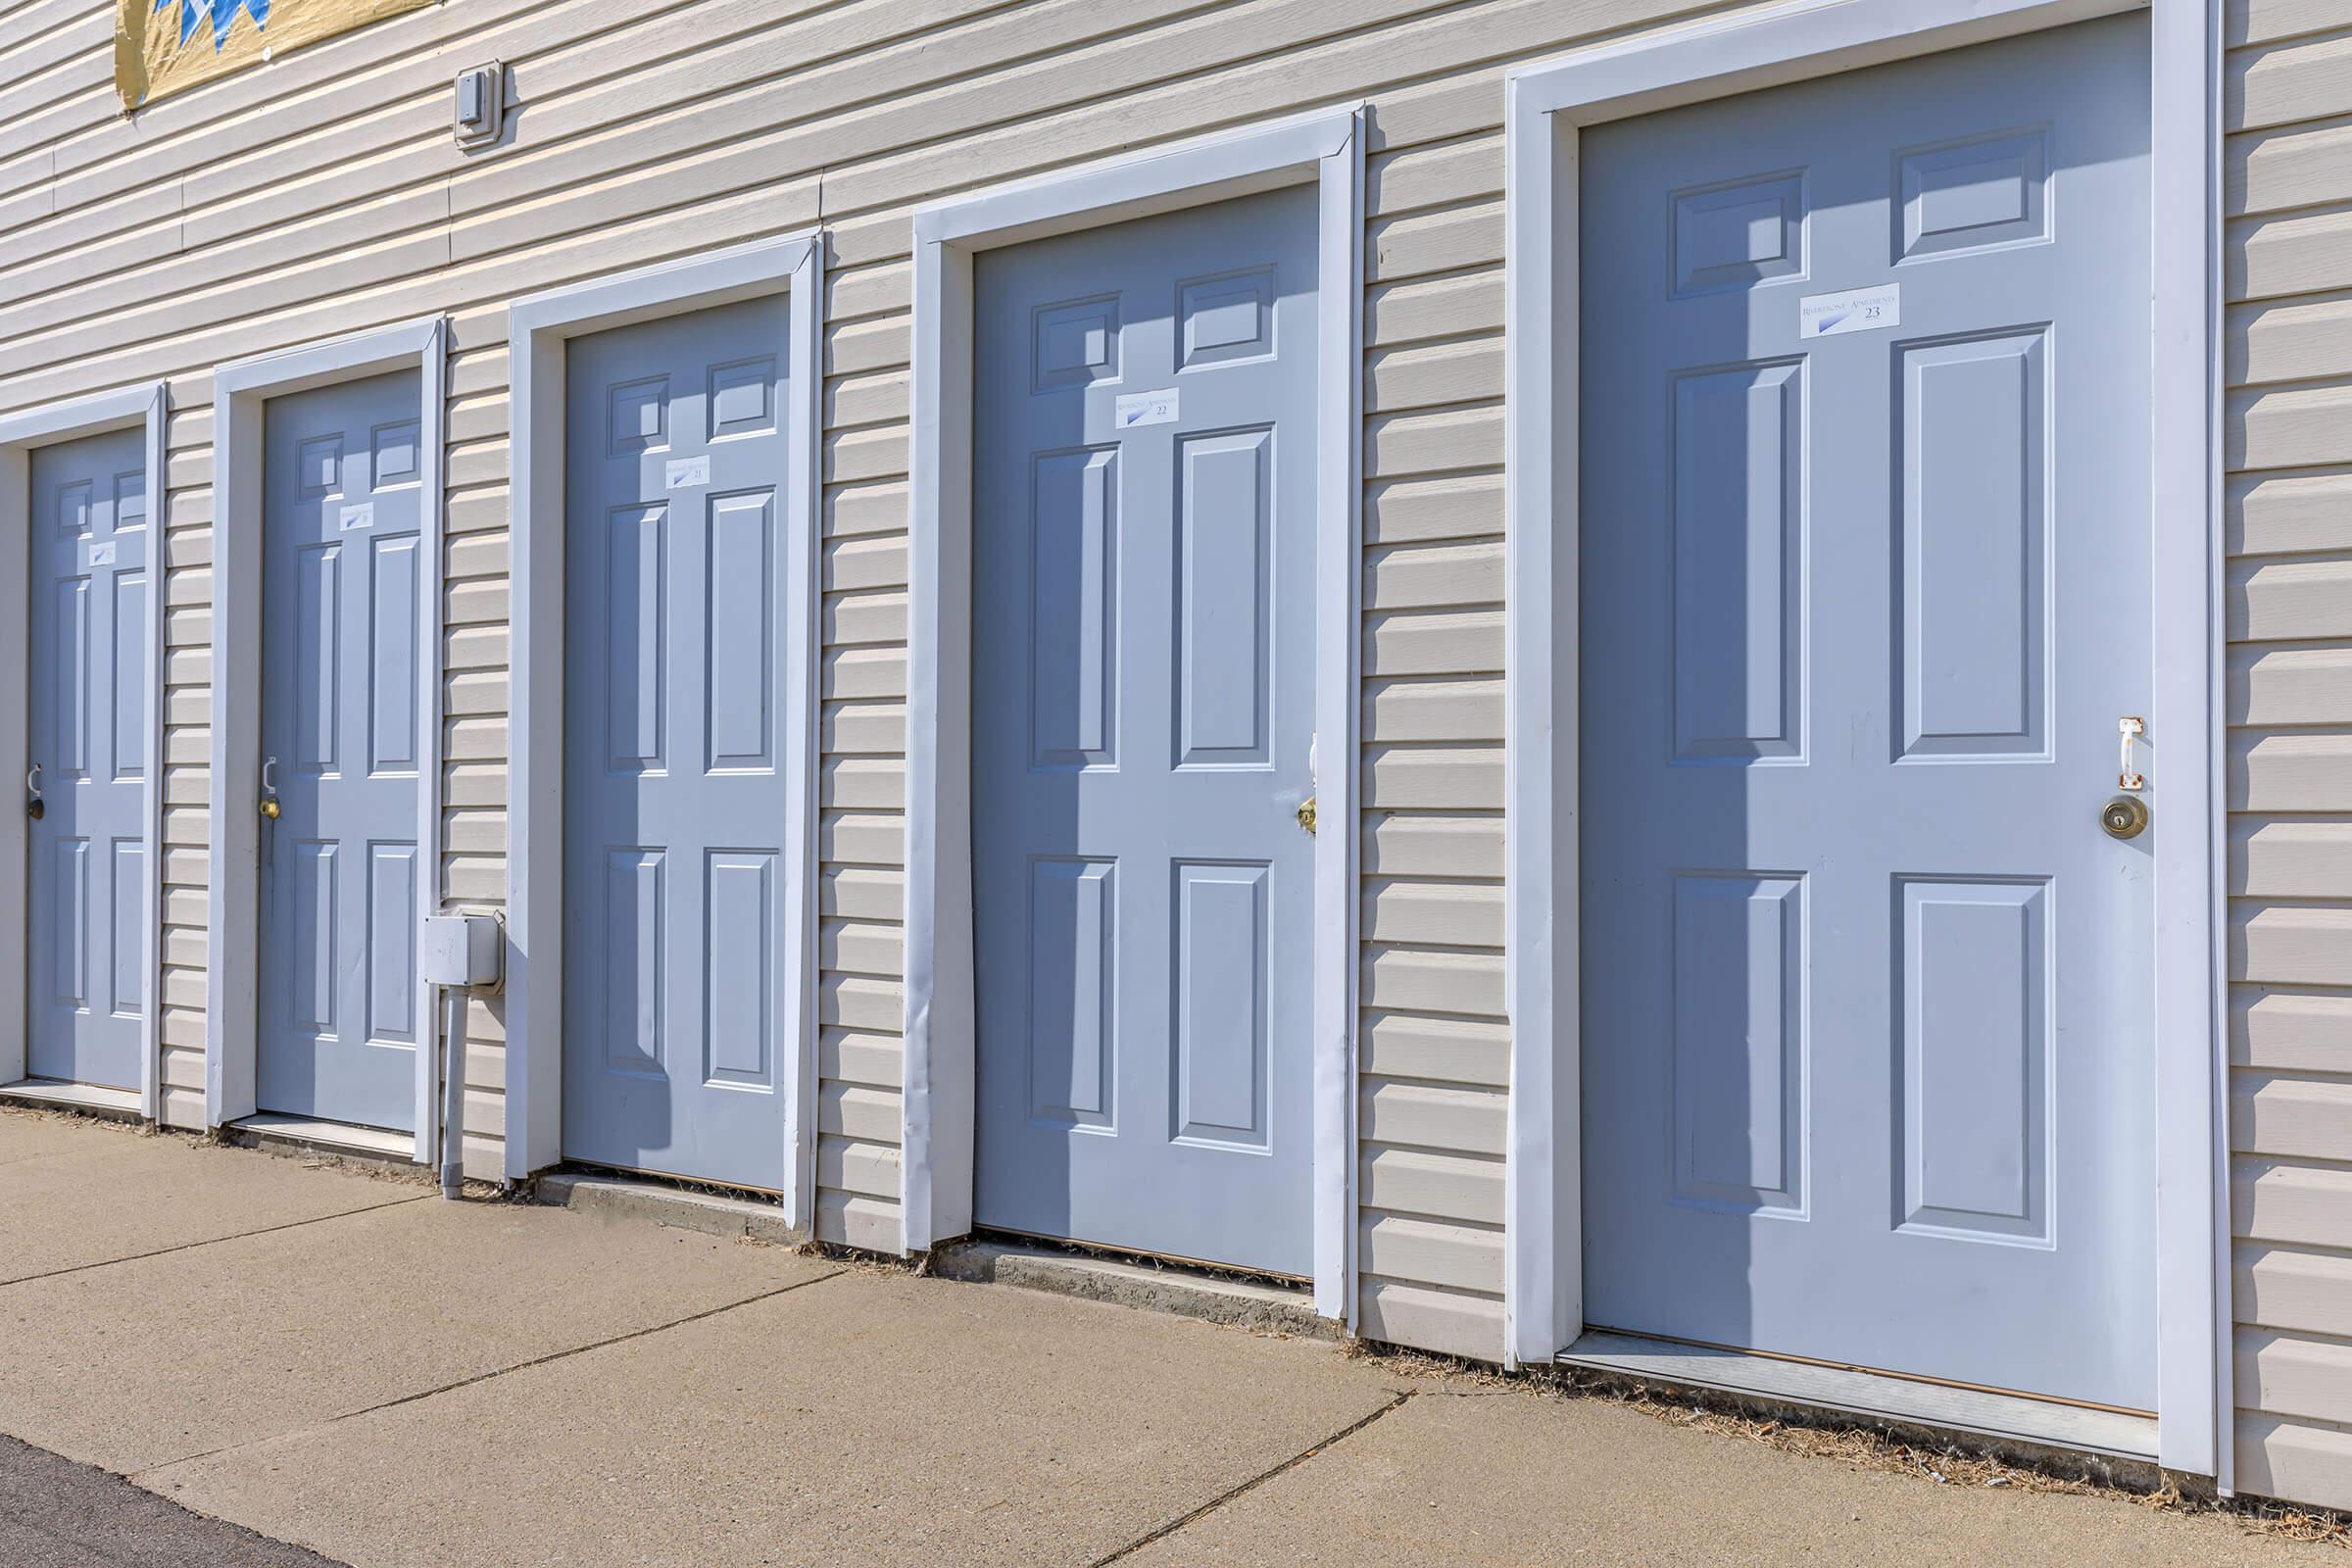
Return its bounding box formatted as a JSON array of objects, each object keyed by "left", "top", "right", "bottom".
[
  {"left": 292, "top": 544, "right": 342, "bottom": 775},
  {"left": 1671, "top": 364, "right": 1804, "bottom": 762},
  {"left": 1172, "top": 860, "right": 1269, "bottom": 1149},
  {"left": 1896, "top": 878, "right": 2050, "bottom": 1242},
  {"left": 368, "top": 536, "right": 420, "bottom": 775},
  {"left": 1026, "top": 858, "right": 1115, "bottom": 1128},
  {"left": 1175, "top": 431, "right": 1272, "bottom": 768},
  {"left": 48, "top": 838, "right": 88, "bottom": 1012},
  {"left": 1898, "top": 332, "right": 2048, "bottom": 760},
  {"left": 1670, "top": 873, "right": 1805, "bottom": 1213},
  {"left": 49, "top": 575, "right": 89, "bottom": 779},
  {"left": 704, "top": 493, "right": 775, "bottom": 773},
  {"left": 603, "top": 850, "right": 665, "bottom": 1076},
  {"left": 1029, "top": 449, "right": 1117, "bottom": 769}
]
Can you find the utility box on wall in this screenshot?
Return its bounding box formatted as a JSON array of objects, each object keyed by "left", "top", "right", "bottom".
[
  {"left": 419, "top": 914, "right": 503, "bottom": 991},
  {"left": 453, "top": 63, "right": 505, "bottom": 149}
]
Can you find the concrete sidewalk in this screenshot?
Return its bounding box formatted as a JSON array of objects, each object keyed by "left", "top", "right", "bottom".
[{"left": 0, "top": 1108, "right": 2332, "bottom": 1567}]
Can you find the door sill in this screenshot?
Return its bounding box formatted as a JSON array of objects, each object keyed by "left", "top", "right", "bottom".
[
  {"left": 535, "top": 1170, "right": 800, "bottom": 1244},
  {"left": 230, "top": 1112, "right": 416, "bottom": 1161},
  {"left": 933, "top": 1238, "right": 1331, "bottom": 1339},
  {"left": 0, "top": 1078, "right": 144, "bottom": 1122},
  {"left": 1559, "top": 1331, "right": 2158, "bottom": 1463}
]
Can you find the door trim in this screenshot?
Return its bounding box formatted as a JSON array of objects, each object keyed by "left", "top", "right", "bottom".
[
  {"left": 505, "top": 234, "right": 825, "bottom": 1224},
  {"left": 906, "top": 105, "right": 1366, "bottom": 1322},
  {"left": 0, "top": 382, "right": 170, "bottom": 1120},
  {"left": 208, "top": 319, "right": 449, "bottom": 1161},
  {"left": 1500, "top": 0, "right": 2227, "bottom": 1475}
]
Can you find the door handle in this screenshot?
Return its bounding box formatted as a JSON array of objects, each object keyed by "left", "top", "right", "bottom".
[
  {"left": 2117, "top": 715, "right": 2144, "bottom": 792},
  {"left": 2103, "top": 717, "right": 2149, "bottom": 839},
  {"left": 259, "top": 755, "right": 280, "bottom": 820},
  {"left": 24, "top": 763, "right": 40, "bottom": 821},
  {"left": 1296, "top": 795, "right": 1317, "bottom": 835}
]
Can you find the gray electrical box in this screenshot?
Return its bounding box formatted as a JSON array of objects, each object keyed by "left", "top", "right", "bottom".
[
  {"left": 454, "top": 63, "right": 505, "bottom": 149},
  {"left": 419, "top": 913, "right": 504, "bottom": 990}
]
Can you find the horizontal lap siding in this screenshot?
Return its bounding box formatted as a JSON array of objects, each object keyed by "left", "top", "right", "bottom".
[
  {"left": 0, "top": 0, "right": 1740, "bottom": 1350},
  {"left": 2228, "top": 0, "right": 2352, "bottom": 1511},
  {"left": 441, "top": 349, "right": 512, "bottom": 1178},
  {"left": 1356, "top": 117, "right": 1511, "bottom": 1359},
  {"left": 158, "top": 397, "right": 210, "bottom": 1130}
]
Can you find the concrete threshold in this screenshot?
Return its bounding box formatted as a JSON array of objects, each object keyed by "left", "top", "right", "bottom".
[
  {"left": 0, "top": 1078, "right": 145, "bottom": 1125},
  {"left": 225, "top": 1113, "right": 423, "bottom": 1178},
  {"left": 534, "top": 1170, "right": 804, "bottom": 1246},
  {"left": 931, "top": 1238, "right": 1335, "bottom": 1340},
  {"left": 1557, "top": 1331, "right": 2166, "bottom": 1492}
]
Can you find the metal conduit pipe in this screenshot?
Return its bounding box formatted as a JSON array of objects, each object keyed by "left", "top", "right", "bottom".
[
  {"left": 439, "top": 984, "right": 467, "bottom": 1200},
  {"left": 419, "top": 913, "right": 505, "bottom": 1200}
]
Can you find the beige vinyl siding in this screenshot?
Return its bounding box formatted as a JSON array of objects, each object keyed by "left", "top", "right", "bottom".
[
  {"left": 158, "top": 397, "right": 213, "bottom": 1130},
  {"left": 2227, "top": 0, "right": 2352, "bottom": 1511},
  {"left": 1353, "top": 117, "right": 1511, "bottom": 1356}
]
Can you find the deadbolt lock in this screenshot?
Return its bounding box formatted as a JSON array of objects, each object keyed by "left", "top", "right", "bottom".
[
  {"left": 1296, "top": 795, "right": 1317, "bottom": 835},
  {"left": 2100, "top": 795, "right": 2149, "bottom": 841},
  {"left": 24, "top": 799, "right": 41, "bottom": 821},
  {"left": 259, "top": 797, "right": 281, "bottom": 820}
]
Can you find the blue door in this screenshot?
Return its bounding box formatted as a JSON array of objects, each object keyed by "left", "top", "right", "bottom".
[
  {"left": 562, "top": 296, "right": 794, "bottom": 1192},
  {"left": 25, "top": 425, "right": 148, "bottom": 1091},
  {"left": 972, "top": 185, "right": 1320, "bottom": 1276},
  {"left": 1579, "top": 16, "right": 2155, "bottom": 1406},
  {"left": 257, "top": 371, "right": 425, "bottom": 1133}
]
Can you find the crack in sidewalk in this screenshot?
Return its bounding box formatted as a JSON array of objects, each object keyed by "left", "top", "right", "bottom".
[
  {"left": 130, "top": 1266, "right": 850, "bottom": 1481},
  {"left": 1090, "top": 1390, "right": 1416, "bottom": 1566},
  {"left": 0, "top": 1195, "right": 435, "bottom": 1292}
]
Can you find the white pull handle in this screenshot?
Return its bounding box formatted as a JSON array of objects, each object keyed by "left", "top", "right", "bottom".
[
  {"left": 2118, "top": 716, "right": 2145, "bottom": 792},
  {"left": 262, "top": 756, "right": 278, "bottom": 796},
  {"left": 24, "top": 763, "right": 38, "bottom": 799}
]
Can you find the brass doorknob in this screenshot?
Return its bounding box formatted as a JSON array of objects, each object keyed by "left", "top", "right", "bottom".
[
  {"left": 1296, "top": 796, "right": 1317, "bottom": 835},
  {"left": 2101, "top": 796, "right": 2149, "bottom": 840},
  {"left": 259, "top": 797, "right": 280, "bottom": 820}
]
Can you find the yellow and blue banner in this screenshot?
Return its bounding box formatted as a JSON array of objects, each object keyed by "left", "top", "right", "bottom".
[{"left": 116, "top": 0, "right": 433, "bottom": 110}]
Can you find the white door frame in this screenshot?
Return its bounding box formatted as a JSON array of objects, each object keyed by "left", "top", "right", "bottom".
[
  {"left": 505, "top": 234, "right": 824, "bottom": 1224},
  {"left": 905, "top": 106, "right": 1365, "bottom": 1317},
  {"left": 1501, "top": 0, "right": 2227, "bottom": 1476},
  {"left": 208, "top": 319, "right": 449, "bottom": 1161},
  {"left": 0, "top": 382, "right": 170, "bottom": 1120}
]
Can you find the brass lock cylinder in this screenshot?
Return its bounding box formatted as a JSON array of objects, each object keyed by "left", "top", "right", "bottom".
[{"left": 2100, "top": 796, "right": 2149, "bottom": 840}]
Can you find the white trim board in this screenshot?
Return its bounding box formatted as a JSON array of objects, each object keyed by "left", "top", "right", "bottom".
[
  {"left": 1501, "top": 0, "right": 2225, "bottom": 1477},
  {"left": 905, "top": 104, "right": 1365, "bottom": 1321},
  {"left": 0, "top": 383, "right": 170, "bottom": 1122},
  {"left": 505, "top": 233, "right": 824, "bottom": 1226},
  {"left": 207, "top": 319, "right": 449, "bottom": 1163}
]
